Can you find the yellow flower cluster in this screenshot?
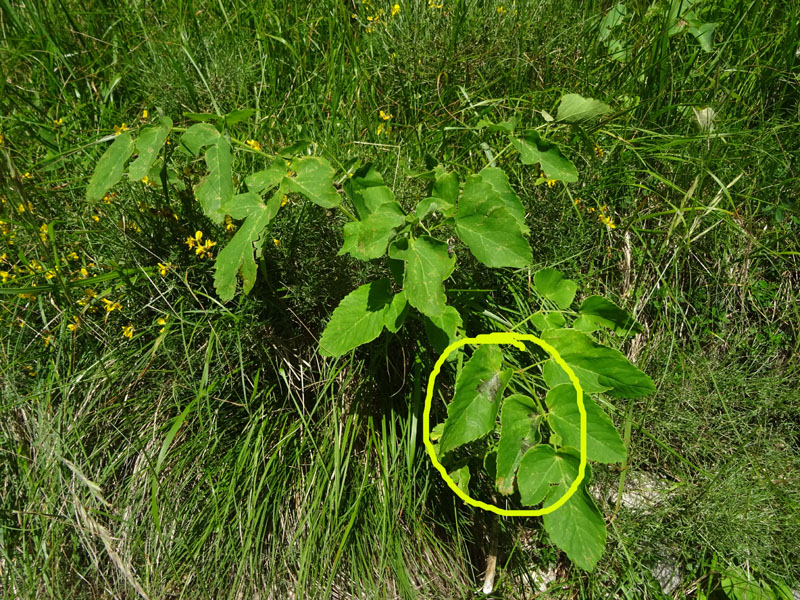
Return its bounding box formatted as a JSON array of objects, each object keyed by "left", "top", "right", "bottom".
[
  {"left": 113, "top": 123, "right": 129, "bottom": 135},
  {"left": 576, "top": 199, "right": 617, "bottom": 229},
  {"left": 246, "top": 139, "right": 261, "bottom": 151},
  {"left": 101, "top": 298, "right": 123, "bottom": 313},
  {"left": 122, "top": 324, "right": 134, "bottom": 339},
  {"left": 377, "top": 109, "right": 393, "bottom": 135},
  {"left": 186, "top": 230, "right": 216, "bottom": 258}
]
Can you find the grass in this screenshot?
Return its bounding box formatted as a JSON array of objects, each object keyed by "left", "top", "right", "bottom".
[{"left": 1, "top": 0, "right": 799, "bottom": 598}]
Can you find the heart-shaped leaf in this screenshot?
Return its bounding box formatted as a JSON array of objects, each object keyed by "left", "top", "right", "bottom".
[
  {"left": 510, "top": 131, "right": 578, "bottom": 183},
  {"left": 534, "top": 268, "right": 577, "bottom": 309},
  {"left": 556, "top": 94, "right": 612, "bottom": 123}
]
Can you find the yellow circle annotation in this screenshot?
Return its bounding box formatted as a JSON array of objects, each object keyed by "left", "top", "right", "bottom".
[{"left": 423, "top": 331, "right": 587, "bottom": 517}]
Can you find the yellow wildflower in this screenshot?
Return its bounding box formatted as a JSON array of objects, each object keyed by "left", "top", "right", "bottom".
[
  {"left": 22, "top": 172, "right": 32, "bottom": 180},
  {"left": 186, "top": 230, "right": 203, "bottom": 249},
  {"left": 91, "top": 215, "right": 100, "bottom": 222},
  {"left": 391, "top": 3, "right": 400, "bottom": 17},
  {"left": 157, "top": 262, "right": 172, "bottom": 276},
  {"left": 594, "top": 144, "right": 604, "bottom": 157},
  {"left": 101, "top": 298, "right": 123, "bottom": 313},
  {"left": 0, "top": 132, "right": 3, "bottom": 144},
  {"left": 156, "top": 315, "right": 169, "bottom": 333},
  {"left": 195, "top": 239, "right": 217, "bottom": 258},
  {"left": 45, "top": 270, "right": 56, "bottom": 280},
  {"left": 273, "top": 238, "right": 280, "bottom": 247},
  {"left": 67, "top": 316, "right": 80, "bottom": 332},
  {"left": 17, "top": 203, "right": 26, "bottom": 213},
  {"left": 142, "top": 109, "right": 149, "bottom": 120},
  {"left": 547, "top": 179, "right": 557, "bottom": 187},
  {"left": 39, "top": 223, "right": 48, "bottom": 242},
  {"left": 113, "top": 123, "right": 129, "bottom": 135},
  {"left": 43, "top": 334, "right": 53, "bottom": 348},
  {"left": 66, "top": 252, "right": 79, "bottom": 261},
  {"left": 246, "top": 139, "right": 261, "bottom": 151},
  {"left": 141, "top": 176, "right": 150, "bottom": 185},
  {"left": 379, "top": 109, "right": 393, "bottom": 121},
  {"left": 23, "top": 365, "right": 36, "bottom": 377},
  {"left": 281, "top": 195, "right": 289, "bottom": 207},
  {"left": 0, "top": 271, "right": 12, "bottom": 283},
  {"left": 497, "top": 5, "right": 507, "bottom": 14},
  {"left": 225, "top": 215, "right": 237, "bottom": 232},
  {"left": 85, "top": 288, "right": 98, "bottom": 298},
  {"left": 53, "top": 118, "right": 63, "bottom": 128},
  {"left": 122, "top": 324, "right": 134, "bottom": 339}
]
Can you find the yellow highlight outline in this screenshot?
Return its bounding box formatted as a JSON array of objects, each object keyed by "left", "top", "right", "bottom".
[{"left": 423, "top": 331, "right": 587, "bottom": 516}]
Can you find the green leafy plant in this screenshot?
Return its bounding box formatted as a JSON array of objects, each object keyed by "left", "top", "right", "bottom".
[
  {"left": 428, "top": 270, "right": 653, "bottom": 571},
  {"left": 85, "top": 93, "right": 654, "bottom": 571}
]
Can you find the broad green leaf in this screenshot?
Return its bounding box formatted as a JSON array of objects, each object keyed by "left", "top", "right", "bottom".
[
  {"left": 389, "top": 236, "right": 454, "bottom": 317},
  {"left": 417, "top": 166, "right": 458, "bottom": 220},
  {"left": 531, "top": 311, "right": 566, "bottom": 331},
  {"left": 455, "top": 178, "right": 532, "bottom": 268},
  {"left": 384, "top": 291, "right": 409, "bottom": 333},
  {"left": 339, "top": 187, "right": 406, "bottom": 260},
  {"left": 86, "top": 132, "right": 135, "bottom": 202},
  {"left": 195, "top": 136, "right": 234, "bottom": 223},
  {"left": 510, "top": 131, "right": 579, "bottom": 183},
  {"left": 430, "top": 422, "right": 445, "bottom": 442},
  {"left": 224, "top": 109, "right": 255, "bottom": 127},
  {"left": 423, "top": 305, "right": 462, "bottom": 355},
  {"left": 474, "top": 167, "right": 528, "bottom": 234},
  {"left": 721, "top": 571, "right": 773, "bottom": 600},
  {"left": 440, "top": 345, "right": 512, "bottom": 455},
  {"left": 284, "top": 157, "right": 339, "bottom": 208},
  {"left": 542, "top": 329, "right": 656, "bottom": 398},
  {"left": 556, "top": 93, "right": 612, "bottom": 123},
  {"left": 518, "top": 447, "right": 605, "bottom": 570},
  {"left": 450, "top": 465, "right": 470, "bottom": 494},
  {"left": 181, "top": 123, "right": 220, "bottom": 157},
  {"left": 534, "top": 268, "right": 577, "bottom": 309},
  {"left": 496, "top": 394, "right": 541, "bottom": 495},
  {"left": 517, "top": 444, "right": 561, "bottom": 506},
  {"left": 577, "top": 295, "right": 642, "bottom": 335},
  {"left": 542, "top": 359, "right": 613, "bottom": 395},
  {"left": 415, "top": 197, "right": 449, "bottom": 221},
  {"left": 545, "top": 384, "right": 627, "bottom": 464},
  {"left": 318, "top": 279, "right": 394, "bottom": 356},
  {"left": 599, "top": 2, "right": 627, "bottom": 41},
  {"left": 343, "top": 163, "right": 385, "bottom": 218},
  {"left": 213, "top": 196, "right": 272, "bottom": 301},
  {"left": 540, "top": 451, "right": 605, "bottom": 572},
  {"left": 183, "top": 112, "right": 223, "bottom": 124},
  {"left": 417, "top": 166, "right": 459, "bottom": 220},
  {"left": 245, "top": 157, "right": 288, "bottom": 194},
  {"left": 128, "top": 116, "right": 172, "bottom": 181}
]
